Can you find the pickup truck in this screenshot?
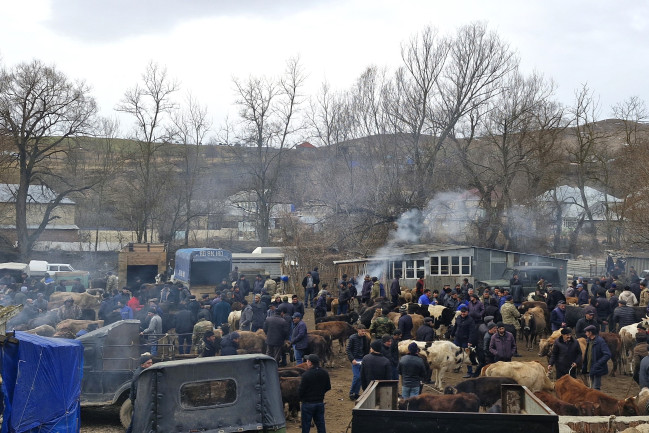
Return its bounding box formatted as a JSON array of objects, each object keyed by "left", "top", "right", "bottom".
[{"left": 476, "top": 266, "right": 564, "bottom": 298}]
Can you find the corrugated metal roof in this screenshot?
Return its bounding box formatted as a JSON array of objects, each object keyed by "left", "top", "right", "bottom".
[{"left": 0, "top": 184, "right": 74, "bottom": 204}]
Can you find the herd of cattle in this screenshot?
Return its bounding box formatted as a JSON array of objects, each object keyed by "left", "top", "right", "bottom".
[{"left": 8, "top": 288, "right": 649, "bottom": 420}]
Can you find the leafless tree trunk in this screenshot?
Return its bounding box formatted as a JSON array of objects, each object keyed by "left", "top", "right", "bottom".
[
  {"left": 0, "top": 60, "right": 97, "bottom": 260},
  {"left": 116, "top": 62, "right": 178, "bottom": 243}
]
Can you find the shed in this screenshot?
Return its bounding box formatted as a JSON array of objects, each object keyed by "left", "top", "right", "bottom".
[{"left": 334, "top": 244, "right": 567, "bottom": 291}]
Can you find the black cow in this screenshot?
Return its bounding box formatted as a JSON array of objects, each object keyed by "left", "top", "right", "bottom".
[
  {"left": 315, "top": 311, "right": 359, "bottom": 325},
  {"left": 565, "top": 305, "right": 586, "bottom": 328},
  {"left": 398, "top": 393, "right": 480, "bottom": 412},
  {"left": 444, "top": 377, "right": 517, "bottom": 408},
  {"left": 279, "top": 377, "right": 301, "bottom": 419}
]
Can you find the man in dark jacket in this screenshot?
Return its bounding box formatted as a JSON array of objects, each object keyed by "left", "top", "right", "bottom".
[
  {"left": 174, "top": 306, "right": 196, "bottom": 355},
  {"left": 550, "top": 301, "right": 567, "bottom": 331},
  {"left": 291, "top": 312, "right": 308, "bottom": 365},
  {"left": 299, "top": 354, "right": 330, "bottom": 433},
  {"left": 220, "top": 332, "right": 240, "bottom": 356},
  {"left": 238, "top": 275, "right": 251, "bottom": 298},
  {"left": 582, "top": 325, "right": 611, "bottom": 390},
  {"left": 361, "top": 275, "right": 372, "bottom": 305},
  {"left": 360, "top": 340, "right": 392, "bottom": 390},
  {"left": 380, "top": 334, "right": 399, "bottom": 380},
  {"left": 250, "top": 294, "right": 267, "bottom": 332},
  {"left": 451, "top": 306, "right": 476, "bottom": 377},
  {"left": 398, "top": 342, "right": 427, "bottom": 398},
  {"left": 577, "top": 284, "right": 590, "bottom": 305},
  {"left": 594, "top": 291, "right": 611, "bottom": 332},
  {"left": 416, "top": 317, "right": 436, "bottom": 342},
  {"left": 201, "top": 330, "right": 219, "bottom": 357},
  {"left": 291, "top": 295, "right": 305, "bottom": 317},
  {"left": 346, "top": 325, "right": 370, "bottom": 400},
  {"left": 575, "top": 309, "right": 598, "bottom": 339},
  {"left": 489, "top": 322, "right": 516, "bottom": 362},
  {"left": 390, "top": 273, "right": 401, "bottom": 308},
  {"left": 546, "top": 285, "right": 566, "bottom": 311},
  {"left": 548, "top": 327, "right": 581, "bottom": 379},
  {"left": 612, "top": 299, "right": 636, "bottom": 331},
  {"left": 338, "top": 283, "right": 351, "bottom": 315},
  {"left": 397, "top": 305, "right": 413, "bottom": 339},
  {"left": 264, "top": 309, "right": 289, "bottom": 364},
  {"left": 212, "top": 297, "right": 231, "bottom": 328}
]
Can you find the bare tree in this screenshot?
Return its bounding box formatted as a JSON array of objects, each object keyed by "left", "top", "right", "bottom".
[
  {"left": 0, "top": 59, "right": 97, "bottom": 260},
  {"left": 230, "top": 57, "right": 306, "bottom": 245},
  {"left": 116, "top": 62, "right": 178, "bottom": 242},
  {"left": 168, "top": 93, "right": 212, "bottom": 245}
]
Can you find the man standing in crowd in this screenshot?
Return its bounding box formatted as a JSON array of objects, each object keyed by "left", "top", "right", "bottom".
[
  {"left": 398, "top": 342, "right": 427, "bottom": 399},
  {"left": 140, "top": 308, "right": 162, "bottom": 355},
  {"left": 416, "top": 317, "right": 435, "bottom": 342},
  {"left": 550, "top": 300, "right": 567, "bottom": 331},
  {"left": 397, "top": 305, "right": 413, "bottom": 339},
  {"left": 264, "top": 309, "right": 289, "bottom": 364},
  {"left": 451, "top": 306, "right": 476, "bottom": 378},
  {"left": 390, "top": 272, "right": 401, "bottom": 308},
  {"left": 360, "top": 340, "right": 392, "bottom": 391},
  {"left": 291, "top": 312, "right": 308, "bottom": 365},
  {"left": 302, "top": 272, "right": 316, "bottom": 308},
  {"left": 200, "top": 330, "right": 219, "bottom": 357},
  {"left": 346, "top": 325, "right": 370, "bottom": 401},
  {"left": 582, "top": 325, "right": 611, "bottom": 390},
  {"left": 369, "top": 308, "right": 396, "bottom": 339},
  {"left": 299, "top": 354, "right": 330, "bottom": 433},
  {"left": 489, "top": 322, "right": 516, "bottom": 363},
  {"left": 547, "top": 327, "right": 581, "bottom": 379}
]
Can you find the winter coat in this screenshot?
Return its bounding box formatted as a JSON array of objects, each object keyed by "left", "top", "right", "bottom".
[
  {"left": 595, "top": 296, "right": 611, "bottom": 321},
  {"left": 212, "top": 300, "right": 231, "bottom": 327},
  {"left": 489, "top": 331, "right": 516, "bottom": 361},
  {"left": 291, "top": 320, "right": 308, "bottom": 350},
  {"left": 577, "top": 289, "right": 590, "bottom": 306},
  {"left": 360, "top": 352, "right": 392, "bottom": 389},
  {"left": 575, "top": 317, "right": 598, "bottom": 339},
  {"left": 550, "top": 306, "right": 566, "bottom": 331},
  {"left": 361, "top": 280, "right": 372, "bottom": 300},
  {"left": 174, "top": 309, "right": 195, "bottom": 335},
  {"left": 264, "top": 314, "right": 289, "bottom": 346},
  {"left": 240, "top": 305, "right": 253, "bottom": 331},
  {"left": 619, "top": 290, "right": 638, "bottom": 306},
  {"left": 220, "top": 334, "right": 239, "bottom": 356},
  {"left": 468, "top": 300, "right": 484, "bottom": 323},
  {"left": 398, "top": 314, "right": 414, "bottom": 339},
  {"left": 613, "top": 305, "right": 637, "bottom": 329},
  {"left": 390, "top": 278, "right": 400, "bottom": 304},
  {"left": 582, "top": 335, "right": 611, "bottom": 377},
  {"left": 346, "top": 332, "right": 369, "bottom": 361},
  {"left": 251, "top": 301, "right": 267, "bottom": 330},
  {"left": 500, "top": 302, "right": 521, "bottom": 330},
  {"left": 371, "top": 282, "right": 380, "bottom": 300},
  {"left": 398, "top": 353, "right": 427, "bottom": 387},
  {"left": 416, "top": 323, "right": 435, "bottom": 342},
  {"left": 452, "top": 315, "right": 476, "bottom": 346},
  {"left": 549, "top": 336, "right": 582, "bottom": 378}
]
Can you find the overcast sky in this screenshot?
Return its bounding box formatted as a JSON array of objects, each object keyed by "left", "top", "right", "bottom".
[{"left": 2, "top": 0, "right": 648, "bottom": 140}]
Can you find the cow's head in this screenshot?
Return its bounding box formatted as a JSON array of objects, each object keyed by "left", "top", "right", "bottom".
[
  {"left": 620, "top": 397, "right": 640, "bottom": 416},
  {"left": 443, "top": 386, "right": 457, "bottom": 395},
  {"left": 521, "top": 313, "right": 534, "bottom": 332},
  {"left": 538, "top": 339, "right": 551, "bottom": 357},
  {"left": 576, "top": 401, "right": 599, "bottom": 416}
]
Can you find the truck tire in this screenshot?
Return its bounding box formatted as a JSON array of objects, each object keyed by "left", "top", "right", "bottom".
[{"left": 120, "top": 399, "right": 133, "bottom": 428}]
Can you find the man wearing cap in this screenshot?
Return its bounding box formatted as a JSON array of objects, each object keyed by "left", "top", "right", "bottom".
[
  {"left": 575, "top": 308, "right": 598, "bottom": 339},
  {"left": 416, "top": 317, "right": 436, "bottom": 342},
  {"left": 250, "top": 294, "right": 267, "bottom": 332},
  {"left": 361, "top": 274, "right": 373, "bottom": 305},
  {"left": 451, "top": 306, "right": 477, "bottom": 377},
  {"left": 140, "top": 308, "right": 162, "bottom": 355},
  {"left": 346, "top": 325, "right": 370, "bottom": 400},
  {"left": 398, "top": 342, "right": 427, "bottom": 398},
  {"left": 58, "top": 297, "right": 82, "bottom": 321},
  {"left": 500, "top": 295, "right": 521, "bottom": 337},
  {"left": 577, "top": 284, "right": 590, "bottom": 306},
  {"left": 338, "top": 281, "right": 351, "bottom": 315},
  {"left": 489, "top": 322, "right": 516, "bottom": 363},
  {"left": 444, "top": 290, "right": 460, "bottom": 310},
  {"left": 220, "top": 331, "right": 240, "bottom": 356},
  {"left": 126, "top": 354, "right": 153, "bottom": 433},
  {"left": 299, "top": 354, "right": 330, "bottom": 433},
  {"left": 360, "top": 340, "right": 392, "bottom": 390},
  {"left": 398, "top": 305, "right": 413, "bottom": 339},
  {"left": 291, "top": 312, "right": 308, "bottom": 365},
  {"left": 582, "top": 325, "right": 611, "bottom": 390},
  {"left": 594, "top": 290, "right": 610, "bottom": 332},
  {"left": 612, "top": 299, "right": 636, "bottom": 331},
  {"left": 550, "top": 300, "right": 567, "bottom": 332},
  {"left": 380, "top": 334, "right": 399, "bottom": 380},
  {"left": 548, "top": 327, "right": 581, "bottom": 379},
  {"left": 482, "top": 322, "right": 498, "bottom": 365},
  {"left": 468, "top": 293, "right": 484, "bottom": 323},
  {"left": 201, "top": 330, "right": 219, "bottom": 357}
]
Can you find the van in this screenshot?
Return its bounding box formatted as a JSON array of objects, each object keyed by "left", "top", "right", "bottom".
[{"left": 29, "top": 260, "right": 75, "bottom": 277}]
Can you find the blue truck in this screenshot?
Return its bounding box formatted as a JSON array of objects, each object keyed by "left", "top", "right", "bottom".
[{"left": 172, "top": 248, "right": 232, "bottom": 296}]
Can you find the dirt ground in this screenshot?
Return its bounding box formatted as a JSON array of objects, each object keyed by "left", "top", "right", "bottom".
[{"left": 80, "top": 310, "right": 642, "bottom": 433}]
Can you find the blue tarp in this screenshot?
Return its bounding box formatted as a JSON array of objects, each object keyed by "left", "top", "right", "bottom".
[{"left": 1, "top": 332, "right": 83, "bottom": 433}]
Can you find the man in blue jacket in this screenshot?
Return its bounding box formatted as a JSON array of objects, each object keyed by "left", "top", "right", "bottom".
[
  {"left": 581, "top": 325, "right": 611, "bottom": 390},
  {"left": 291, "top": 312, "right": 308, "bottom": 365}
]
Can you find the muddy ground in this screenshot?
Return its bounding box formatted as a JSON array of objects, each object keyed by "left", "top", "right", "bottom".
[{"left": 80, "top": 310, "right": 641, "bottom": 433}]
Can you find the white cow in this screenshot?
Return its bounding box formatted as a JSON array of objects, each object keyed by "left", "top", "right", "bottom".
[
  {"left": 619, "top": 320, "right": 649, "bottom": 375},
  {"left": 399, "top": 340, "right": 476, "bottom": 390},
  {"left": 481, "top": 361, "right": 554, "bottom": 392},
  {"left": 228, "top": 310, "right": 242, "bottom": 331}
]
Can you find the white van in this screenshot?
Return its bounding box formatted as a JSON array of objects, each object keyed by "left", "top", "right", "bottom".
[{"left": 29, "top": 260, "right": 75, "bottom": 276}]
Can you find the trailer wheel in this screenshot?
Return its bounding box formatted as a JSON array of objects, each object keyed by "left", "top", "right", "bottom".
[{"left": 120, "top": 399, "right": 133, "bottom": 428}]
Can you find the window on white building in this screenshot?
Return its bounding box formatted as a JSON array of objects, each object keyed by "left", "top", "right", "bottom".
[{"left": 430, "top": 256, "right": 471, "bottom": 276}]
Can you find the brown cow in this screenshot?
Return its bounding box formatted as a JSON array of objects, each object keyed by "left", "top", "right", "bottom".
[
  {"left": 308, "top": 330, "right": 334, "bottom": 354},
  {"left": 278, "top": 367, "right": 307, "bottom": 378},
  {"left": 398, "top": 392, "right": 479, "bottom": 412},
  {"left": 279, "top": 377, "right": 301, "bottom": 419},
  {"left": 315, "top": 321, "right": 356, "bottom": 352},
  {"left": 555, "top": 375, "right": 639, "bottom": 416},
  {"left": 305, "top": 334, "right": 333, "bottom": 367},
  {"left": 538, "top": 329, "right": 562, "bottom": 359},
  {"left": 55, "top": 319, "right": 103, "bottom": 335},
  {"left": 534, "top": 391, "right": 599, "bottom": 416},
  {"left": 237, "top": 330, "right": 266, "bottom": 354},
  {"left": 521, "top": 307, "right": 546, "bottom": 351}
]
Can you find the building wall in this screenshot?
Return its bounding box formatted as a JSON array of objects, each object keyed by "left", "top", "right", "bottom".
[{"left": 0, "top": 202, "right": 75, "bottom": 226}]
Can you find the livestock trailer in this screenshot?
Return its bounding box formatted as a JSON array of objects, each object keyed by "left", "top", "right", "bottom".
[
  {"left": 118, "top": 243, "right": 169, "bottom": 288},
  {"left": 172, "top": 248, "right": 232, "bottom": 296},
  {"left": 352, "top": 381, "right": 559, "bottom": 433}
]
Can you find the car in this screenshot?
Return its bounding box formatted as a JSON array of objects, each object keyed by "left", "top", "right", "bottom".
[{"left": 476, "top": 266, "right": 562, "bottom": 297}]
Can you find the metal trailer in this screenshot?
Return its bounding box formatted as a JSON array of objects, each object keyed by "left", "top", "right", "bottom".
[
  {"left": 172, "top": 248, "right": 232, "bottom": 296},
  {"left": 352, "top": 381, "right": 559, "bottom": 433}
]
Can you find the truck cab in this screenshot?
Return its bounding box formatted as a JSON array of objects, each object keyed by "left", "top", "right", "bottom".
[{"left": 476, "top": 265, "right": 562, "bottom": 297}]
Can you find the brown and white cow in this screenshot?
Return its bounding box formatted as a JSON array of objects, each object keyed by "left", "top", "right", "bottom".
[{"left": 399, "top": 340, "right": 476, "bottom": 390}]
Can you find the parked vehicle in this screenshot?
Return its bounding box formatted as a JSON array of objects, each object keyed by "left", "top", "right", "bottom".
[
  {"left": 29, "top": 260, "right": 75, "bottom": 276},
  {"left": 476, "top": 266, "right": 563, "bottom": 297},
  {"left": 172, "top": 248, "right": 232, "bottom": 296}
]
